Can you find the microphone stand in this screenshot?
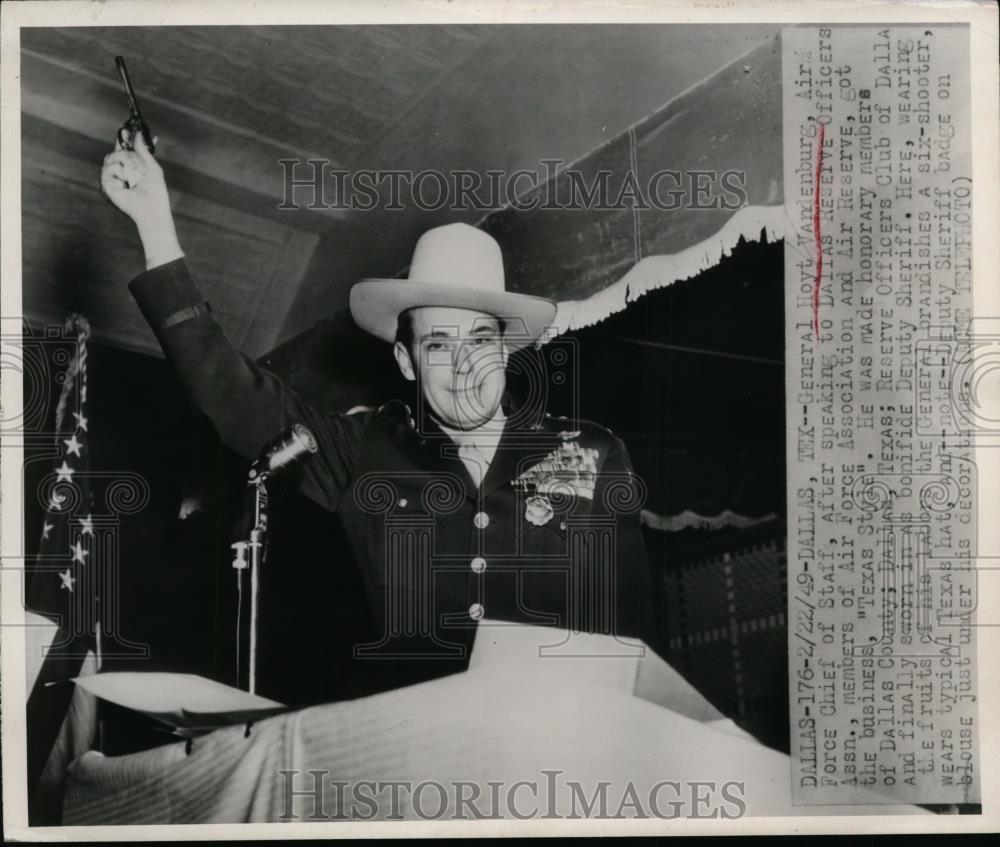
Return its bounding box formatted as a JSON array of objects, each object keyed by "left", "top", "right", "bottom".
[
  {"left": 229, "top": 424, "right": 316, "bottom": 696},
  {"left": 231, "top": 465, "right": 269, "bottom": 696}
]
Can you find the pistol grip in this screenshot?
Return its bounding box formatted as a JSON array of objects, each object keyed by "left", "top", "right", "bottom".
[{"left": 117, "top": 119, "right": 155, "bottom": 155}]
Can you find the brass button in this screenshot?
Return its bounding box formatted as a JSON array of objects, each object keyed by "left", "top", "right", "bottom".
[
  {"left": 473, "top": 511, "right": 490, "bottom": 530},
  {"left": 471, "top": 556, "right": 487, "bottom": 574},
  {"left": 468, "top": 603, "right": 485, "bottom": 621}
]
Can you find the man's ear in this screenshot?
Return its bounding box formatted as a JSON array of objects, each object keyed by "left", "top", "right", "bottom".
[{"left": 394, "top": 341, "right": 416, "bottom": 382}]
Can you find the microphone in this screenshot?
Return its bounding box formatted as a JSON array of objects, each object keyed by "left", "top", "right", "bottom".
[{"left": 249, "top": 424, "right": 318, "bottom": 481}]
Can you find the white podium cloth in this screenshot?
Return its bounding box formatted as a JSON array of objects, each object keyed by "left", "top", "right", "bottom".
[{"left": 63, "top": 626, "right": 924, "bottom": 822}]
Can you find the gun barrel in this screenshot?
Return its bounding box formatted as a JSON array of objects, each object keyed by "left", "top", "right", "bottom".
[{"left": 114, "top": 55, "right": 143, "bottom": 118}]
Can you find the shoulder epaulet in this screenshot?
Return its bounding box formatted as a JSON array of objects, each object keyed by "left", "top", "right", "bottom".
[
  {"left": 542, "top": 412, "right": 615, "bottom": 442},
  {"left": 374, "top": 399, "right": 419, "bottom": 441},
  {"left": 375, "top": 399, "right": 410, "bottom": 418}
]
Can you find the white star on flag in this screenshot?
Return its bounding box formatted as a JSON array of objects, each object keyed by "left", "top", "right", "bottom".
[
  {"left": 64, "top": 434, "right": 83, "bottom": 457},
  {"left": 48, "top": 491, "right": 66, "bottom": 511},
  {"left": 72, "top": 412, "right": 88, "bottom": 432},
  {"left": 58, "top": 569, "right": 76, "bottom": 592},
  {"left": 71, "top": 539, "right": 89, "bottom": 565},
  {"left": 79, "top": 514, "right": 94, "bottom": 535},
  {"left": 42, "top": 521, "right": 54, "bottom": 540},
  {"left": 55, "top": 461, "right": 76, "bottom": 483}
]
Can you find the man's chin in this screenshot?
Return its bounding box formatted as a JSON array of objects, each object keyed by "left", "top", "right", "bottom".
[
  {"left": 435, "top": 402, "right": 501, "bottom": 431},
  {"left": 446, "top": 414, "right": 495, "bottom": 431}
]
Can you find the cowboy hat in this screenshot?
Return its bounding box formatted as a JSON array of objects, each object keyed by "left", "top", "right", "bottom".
[{"left": 349, "top": 223, "right": 556, "bottom": 348}]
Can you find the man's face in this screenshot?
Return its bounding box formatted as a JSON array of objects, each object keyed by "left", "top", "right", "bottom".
[{"left": 394, "top": 306, "right": 509, "bottom": 431}]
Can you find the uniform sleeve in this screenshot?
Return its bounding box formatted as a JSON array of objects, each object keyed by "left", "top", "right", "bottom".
[
  {"left": 129, "top": 258, "right": 366, "bottom": 513},
  {"left": 596, "top": 434, "right": 661, "bottom": 655}
]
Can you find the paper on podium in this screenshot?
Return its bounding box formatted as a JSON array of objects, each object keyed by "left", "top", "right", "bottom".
[
  {"left": 72, "top": 672, "right": 287, "bottom": 735},
  {"left": 470, "top": 621, "right": 731, "bottom": 726},
  {"left": 469, "top": 620, "right": 644, "bottom": 692}
]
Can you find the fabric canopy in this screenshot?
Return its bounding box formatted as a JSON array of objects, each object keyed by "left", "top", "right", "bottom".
[{"left": 477, "top": 34, "right": 784, "bottom": 333}]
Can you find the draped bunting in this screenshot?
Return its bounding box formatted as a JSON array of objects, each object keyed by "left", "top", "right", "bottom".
[
  {"left": 25, "top": 314, "right": 100, "bottom": 824},
  {"left": 641, "top": 509, "right": 779, "bottom": 533},
  {"left": 477, "top": 34, "right": 784, "bottom": 334}
]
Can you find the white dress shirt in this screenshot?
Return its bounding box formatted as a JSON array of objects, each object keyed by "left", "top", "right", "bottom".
[{"left": 438, "top": 407, "right": 507, "bottom": 488}]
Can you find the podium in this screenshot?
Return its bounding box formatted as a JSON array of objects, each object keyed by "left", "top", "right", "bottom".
[{"left": 63, "top": 624, "right": 924, "bottom": 823}]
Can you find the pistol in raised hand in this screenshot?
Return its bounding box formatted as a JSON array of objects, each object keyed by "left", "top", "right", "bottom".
[{"left": 114, "top": 55, "right": 156, "bottom": 155}]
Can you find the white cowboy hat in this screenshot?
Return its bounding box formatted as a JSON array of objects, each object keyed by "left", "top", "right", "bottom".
[{"left": 349, "top": 223, "right": 556, "bottom": 348}]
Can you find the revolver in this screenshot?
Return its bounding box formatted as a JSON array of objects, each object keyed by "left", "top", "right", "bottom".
[{"left": 114, "top": 56, "right": 155, "bottom": 155}]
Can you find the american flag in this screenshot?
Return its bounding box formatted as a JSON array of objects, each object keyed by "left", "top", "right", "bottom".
[{"left": 24, "top": 313, "right": 100, "bottom": 824}]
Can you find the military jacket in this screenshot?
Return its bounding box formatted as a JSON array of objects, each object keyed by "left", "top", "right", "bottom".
[{"left": 130, "top": 260, "right": 655, "bottom": 689}]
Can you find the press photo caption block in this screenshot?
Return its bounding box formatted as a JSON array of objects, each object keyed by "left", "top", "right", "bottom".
[{"left": 782, "top": 24, "right": 979, "bottom": 807}]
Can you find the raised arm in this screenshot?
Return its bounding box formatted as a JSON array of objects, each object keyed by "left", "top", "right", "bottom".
[{"left": 100, "top": 132, "right": 366, "bottom": 513}]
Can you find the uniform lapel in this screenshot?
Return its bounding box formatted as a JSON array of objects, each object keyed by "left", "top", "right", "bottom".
[{"left": 390, "top": 406, "right": 480, "bottom": 501}]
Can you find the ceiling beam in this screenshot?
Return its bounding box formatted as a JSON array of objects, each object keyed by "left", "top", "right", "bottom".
[{"left": 20, "top": 49, "right": 346, "bottom": 231}]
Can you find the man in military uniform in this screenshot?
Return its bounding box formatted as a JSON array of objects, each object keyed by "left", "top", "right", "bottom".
[{"left": 101, "top": 134, "right": 656, "bottom": 695}]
